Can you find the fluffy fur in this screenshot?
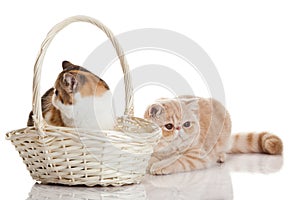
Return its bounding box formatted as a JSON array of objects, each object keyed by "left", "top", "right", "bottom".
[
  {"left": 28, "top": 61, "right": 115, "bottom": 130},
  {"left": 144, "top": 96, "right": 283, "bottom": 175}
]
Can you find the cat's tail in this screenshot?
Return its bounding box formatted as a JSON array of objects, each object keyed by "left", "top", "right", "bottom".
[{"left": 227, "top": 132, "right": 283, "bottom": 155}]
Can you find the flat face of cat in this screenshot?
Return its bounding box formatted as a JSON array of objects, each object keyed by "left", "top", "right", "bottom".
[
  {"left": 145, "top": 98, "right": 200, "bottom": 151},
  {"left": 52, "top": 61, "right": 111, "bottom": 121}
]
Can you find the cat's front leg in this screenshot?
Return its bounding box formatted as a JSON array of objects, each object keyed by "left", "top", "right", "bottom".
[
  {"left": 147, "top": 156, "right": 160, "bottom": 173},
  {"left": 150, "top": 149, "right": 211, "bottom": 175},
  {"left": 150, "top": 155, "right": 180, "bottom": 175}
]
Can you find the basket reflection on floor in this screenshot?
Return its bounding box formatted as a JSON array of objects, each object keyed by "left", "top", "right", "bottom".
[{"left": 27, "top": 183, "right": 147, "bottom": 200}]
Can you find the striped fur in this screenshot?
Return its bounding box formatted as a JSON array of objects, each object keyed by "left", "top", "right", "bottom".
[
  {"left": 229, "top": 132, "right": 283, "bottom": 155},
  {"left": 27, "top": 61, "right": 115, "bottom": 129},
  {"left": 144, "top": 96, "right": 283, "bottom": 175}
]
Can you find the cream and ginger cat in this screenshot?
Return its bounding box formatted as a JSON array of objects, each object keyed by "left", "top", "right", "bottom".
[
  {"left": 144, "top": 96, "right": 283, "bottom": 175},
  {"left": 27, "top": 61, "right": 115, "bottom": 130}
]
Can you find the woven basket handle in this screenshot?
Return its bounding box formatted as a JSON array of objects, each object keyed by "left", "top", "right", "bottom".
[{"left": 32, "top": 15, "right": 134, "bottom": 133}]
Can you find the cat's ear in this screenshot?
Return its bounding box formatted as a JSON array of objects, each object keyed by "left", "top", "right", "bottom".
[
  {"left": 185, "top": 99, "right": 199, "bottom": 112},
  {"left": 63, "top": 72, "right": 78, "bottom": 93},
  {"left": 147, "top": 103, "right": 164, "bottom": 118},
  {"left": 62, "top": 61, "right": 74, "bottom": 70}
]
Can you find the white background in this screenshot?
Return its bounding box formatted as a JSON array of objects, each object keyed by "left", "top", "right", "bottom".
[{"left": 0, "top": 1, "right": 299, "bottom": 199}]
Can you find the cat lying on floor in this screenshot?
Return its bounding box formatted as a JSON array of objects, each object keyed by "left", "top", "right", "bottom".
[
  {"left": 144, "top": 96, "right": 283, "bottom": 175},
  {"left": 28, "top": 61, "right": 115, "bottom": 130}
]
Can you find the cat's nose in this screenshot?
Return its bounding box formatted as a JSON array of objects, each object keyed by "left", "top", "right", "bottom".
[{"left": 176, "top": 126, "right": 181, "bottom": 130}]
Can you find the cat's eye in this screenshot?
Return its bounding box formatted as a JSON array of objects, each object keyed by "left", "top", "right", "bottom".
[
  {"left": 164, "top": 123, "right": 174, "bottom": 130},
  {"left": 183, "top": 121, "right": 191, "bottom": 128}
]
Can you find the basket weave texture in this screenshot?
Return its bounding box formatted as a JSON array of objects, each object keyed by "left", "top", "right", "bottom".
[{"left": 6, "top": 15, "right": 161, "bottom": 186}]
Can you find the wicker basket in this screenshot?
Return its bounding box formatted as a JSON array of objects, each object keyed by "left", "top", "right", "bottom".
[{"left": 6, "top": 15, "right": 161, "bottom": 186}]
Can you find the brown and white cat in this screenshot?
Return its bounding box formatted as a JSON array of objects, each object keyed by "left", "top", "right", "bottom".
[
  {"left": 27, "top": 61, "right": 115, "bottom": 130},
  {"left": 144, "top": 96, "right": 283, "bottom": 175}
]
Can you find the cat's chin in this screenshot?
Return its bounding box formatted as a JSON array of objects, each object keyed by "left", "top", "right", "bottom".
[{"left": 156, "top": 138, "right": 186, "bottom": 150}]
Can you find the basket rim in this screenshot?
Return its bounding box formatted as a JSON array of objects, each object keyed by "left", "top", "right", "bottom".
[{"left": 6, "top": 116, "right": 162, "bottom": 141}]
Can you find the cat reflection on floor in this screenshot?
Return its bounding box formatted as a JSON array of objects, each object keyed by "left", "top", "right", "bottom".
[
  {"left": 27, "top": 154, "right": 283, "bottom": 200},
  {"left": 143, "top": 154, "right": 283, "bottom": 200}
]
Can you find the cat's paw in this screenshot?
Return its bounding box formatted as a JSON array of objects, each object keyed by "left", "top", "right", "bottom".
[
  {"left": 147, "top": 156, "right": 160, "bottom": 173},
  {"left": 262, "top": 134, "right": 283, "bottom": 155},
  {"left": 217, "top": 152, "right": 226, "bottom": 163},
  {"left": 150, "top": 163, "right": 172, "bottom": 175}
]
